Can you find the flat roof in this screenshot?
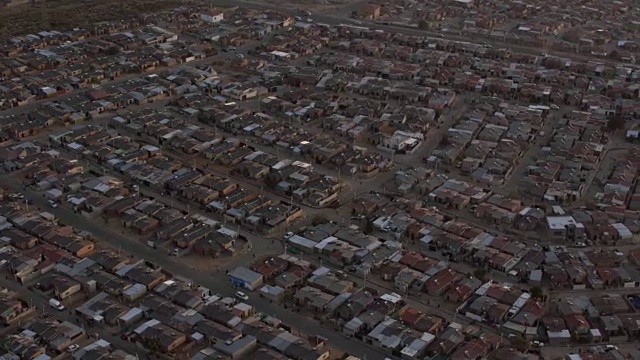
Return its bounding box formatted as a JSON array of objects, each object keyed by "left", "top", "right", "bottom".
[{"left": 546, "top": 215, "right": 577, "bottom": 230}]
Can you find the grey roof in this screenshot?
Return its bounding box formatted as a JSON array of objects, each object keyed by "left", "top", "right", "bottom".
[
  {"left": 213, "top": 335, "right": 256, "bottom": 355},
  {"left": 228, "top": 267, "right": 263, "bottom": 283}
]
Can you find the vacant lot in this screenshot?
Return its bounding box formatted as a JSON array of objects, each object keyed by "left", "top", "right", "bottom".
[
  {"left": 0, "top": 0, "right": 192, "bottom": 36},
  {"left": 259, "top": 0, "right": 360, "bottom": 14}
]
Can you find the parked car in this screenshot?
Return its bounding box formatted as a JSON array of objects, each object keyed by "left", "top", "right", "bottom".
[
  {"left": 67, "top": 344, "right": 79, "bottom": 353},
  {"left": 235, "top": 291, "right": 249, "bottom": 301},
  {"left": 49, "top": 298, "right": 65, "bottom": 311},
  {"left": 47, "top": 200, "right": 58, "bottom": 208}
]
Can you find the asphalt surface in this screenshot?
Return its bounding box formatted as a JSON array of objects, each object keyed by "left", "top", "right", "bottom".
[{"left": 0, "top": 176, "right": 390, "bottom": 359}]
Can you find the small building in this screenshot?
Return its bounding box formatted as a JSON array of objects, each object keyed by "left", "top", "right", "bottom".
[
  {"left": 213, "top": 335, "right": 257, "bottom": 359},
  {"left": 51, "top": 276, "right": 82, "bottom": 300},
  {"left": 122, "top": 283, "right": 147, "bottom": 302},
  {"left": 259, "top": 285, "right": 285, "bottom": 303},
  {"left": 200, "top": 10, "right": 224, "bottom": 24},
  {"left": 529, "top": 269, "right": 543, "bottom": 287},
  {"left": 227, "top": 267, "right": 264, "bottom": 291}
]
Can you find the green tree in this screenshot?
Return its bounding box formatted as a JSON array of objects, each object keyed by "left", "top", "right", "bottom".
[
  {"left": 530, "top": 286, "right": 544, "bottom": 300},
  {"left": 144, "top": 337, "right": 163, "bottom": 354},
  {"left": 511, "top": 334, "right": 529, "bottom": 352},
  {"left": 311, "top": 216, "right": 328, "bottom": 226},
  {"left": 363, "top": 219, "right": 374, "bottom": 234},
  {"left": 473, "top": 268, "right": 487, "bottom": 281},
  {"left": 607, "top": 115, "right": 626, "bottom": 131}
]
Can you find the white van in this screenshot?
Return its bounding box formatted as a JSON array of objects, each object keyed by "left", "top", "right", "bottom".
[{"left": 49, "top": 298, "right": 65, "bottom": 311}]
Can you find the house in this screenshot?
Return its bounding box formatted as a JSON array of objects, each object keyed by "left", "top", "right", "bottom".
[
  {"left": 26, "top": 320, "right": 85, "bottom": 352},
  {"left": 213, "top": 335, "right": 257, "bottom": 359},
  {"left": 200, "top": 10, "right": 224, "bottom": 24},
  {"left": 90, "top": 252, "right": 128, "bottom": 273},
  {"left": 0, "top": 298, "right": 35, "bottom": 325},
  {"left": 118, "top": 265, "right": 166, "bottom": 291},
  {"left": 135, "top": 320, "right": 187, "bottom": 353},
  {"left": 512, "top": 301, "right": 545, "bottom": 326},
  {"left": 194, "top": 320, "right": 242, "bottom": 345},
  {"left": 446, "top": 277, "right": 482, "bottom": 303},
  {"left": 50, "top": 276, "right": 82, "bottom": 300},
  {"left": 450, "top": 339, "right": 490, "bottom": 360},
  {"left": 66, "top": 240, "right": 95, "bottom": 258},
  {"left": 547, "top": 216, "right": 585, "bottom": 242},
  {"left": 565, "top": 313, "right": 590, "bottom": 337},
  {"left": 5, "top": 229, "right": 38, "bottom": 250},
  {"left": 400, "top": 307, "right": 443, "bottom": 334},
  {"left": 227, "top": 267, "right": 264, "bottom": 291},
  {"left": 294, "top": 286, "right": 335, "bottom": 313},
  {"left": 425, "top": 268, "right": 461, "bottom": 296}
]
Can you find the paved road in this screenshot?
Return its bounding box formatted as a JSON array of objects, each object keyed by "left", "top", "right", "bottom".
[{"left": 0, "top": 176, "right": 390, "bottom": 360}]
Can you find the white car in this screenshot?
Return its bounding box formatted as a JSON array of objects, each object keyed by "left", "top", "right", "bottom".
[
  {"left": 49, "top": 298, "right": 65, "bottom": 311},
  {"left": 235, "top": 291, "right": 249, "bottom": 301},
  {"left": 67, "top": 344, "right": 79, "bottom": 353},
  {"left": 17, "top": 193, "right": 24, "bottom": 199},
  {"left": 47, "top": 200, "right": 58, "bottom": 208},
  {"left": 283, "top": 232, "right": 294, "bottom": 239}
]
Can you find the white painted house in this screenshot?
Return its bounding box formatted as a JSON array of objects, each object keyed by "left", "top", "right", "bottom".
[{"left": 200, "top": 10, "right": 224, "bottom": 24}]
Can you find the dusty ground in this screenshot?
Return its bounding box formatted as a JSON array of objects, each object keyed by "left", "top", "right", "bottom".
[
  {"left": 0, "top": 0, "right": 190, "bottom": 37},
  {"left": 258, "top": 0, "right": 357, "bottom": 14}
]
